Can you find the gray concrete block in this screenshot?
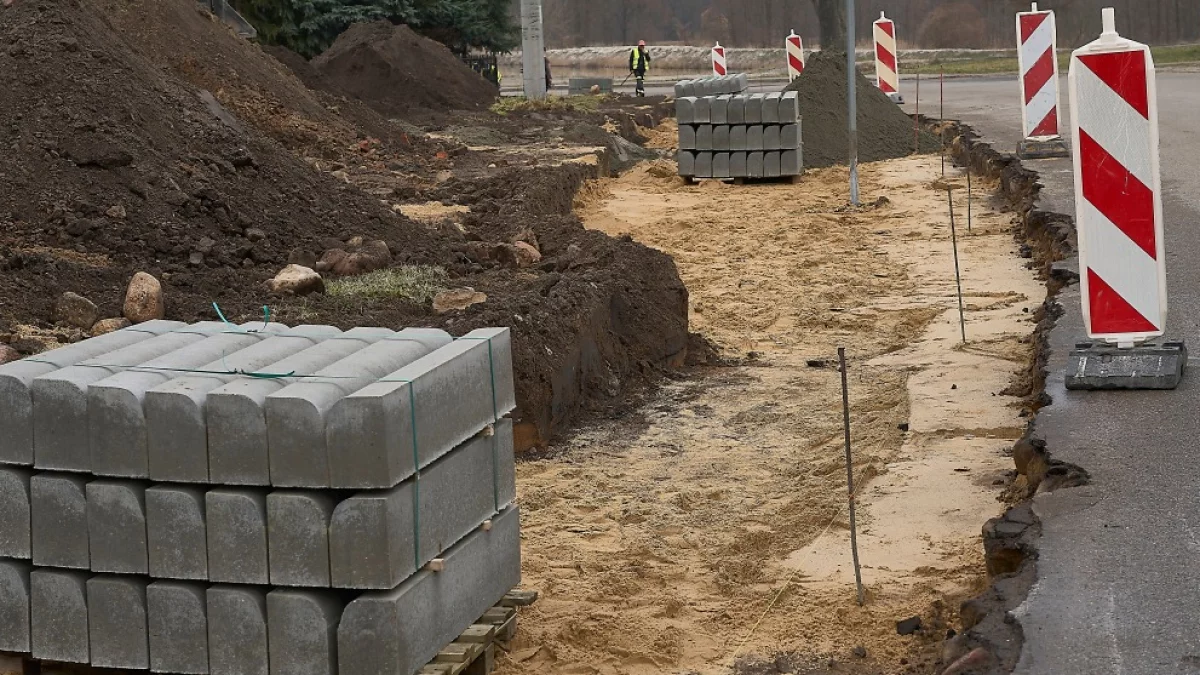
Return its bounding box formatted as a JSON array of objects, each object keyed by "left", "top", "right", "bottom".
[
  {"left": 747, "top": 125, "right": 765, "bottom": 152},
  {"left": 0, "top": 560, "right": 31, "bottom": 652},
  {"left": 31, "top": 473, "right": 88, "bottom": 569},
  {"left": 744, "top": 94, "right": 763, "bottom": 125},
  {"left": 268, "top": 491, "right": 334, "bottom": 587},
  {"left": 677, "top": 150, "right": 695, "bottom": 177},
  {"left": 326, "top": 329, "right": 515, "bottom": 490},
  {"left": 147, "top": 582, "right": 208, "bottom": 675},
  {"left": 729, "top": 125, "right": 748, "bottom": 151},
  {"left": 207, "top": 587, "right": 268, "bottom": 675},
  {"left": 267, "top": 591, "right": 341, "bottom": 675},
  {"left": 338, "top": 506, "right": 521, "bottom": 675},
  {"left": 765, "top": 151, "right": 782, "bottom": 178},
  {"left": 678, "top": 124, "right": 696, "bottom": 151},
  {"left": 782, "top": 150, "right": 803, "bottom": 176},
  {"left": 762, "top": 93, "right": 782, "bottom": 124},
  {"left": 748, "top": 152, "right": 765, "bottom": 178},
  {"left": 736, "top": 73, "right": 750, "bottom": 92},
  {"left": 712, "top": 152, "right": 731, "bottom": 179},
  {"left": 207, "top": 328, "right": 396, "bottom": 486},
  {"left": 672, "top": 82, "right": 686, "bottom": 99},
  {"left": 207, "top": 490, "right": 269, "bottom": 584},
  {"left": 695, "top": 152, "right": 713, "bottom": 178},
  {"left": 146, "top": 326, "right": 341, "bottom": 484},
  {"left": 0, "top": 320, "right": 184, "bottom": 466},
  {"left": 147, "top": 485, "right": 207, "bottom": 580},
  {"left": 695, "top": 125, "right": 712, "bottom": 151},
  {"left": 0, "top": 467, "right": 31, "bottom": 559},
  {"left": 710, "top": 95, "right": 729, "bottom": 125},
  {"left": 693, "top": 97, "right": 711, "bottom": 124},
  {"left": 727, "top": 96, "right": 745, "bottom": 125},
  {"left": 266, "top": 328, "right": 451, "bottom": 488},
  {"left": 764, "top": 125, "right": 781, "bottom": 151},
  {"left": 31, "top": 569, "right": 89, "bottom": 663},
  {"left": 87, "top": 576, "right": 149, "bottom": 669},
  {"left": 779, "top": 91, "right": 800, "bottom": 122},
  {"left": 712, "top": 125, "right": 730, "bottom": 151},
  {"left": 330, "top": 420, "right": 516, "bottom": 590},
  {"left": 87, "top": 480, "right": 148, "bottom": 574},
  {"left": 731, "top": 152, "right": 748, "bottom": 178},
  {"left": 674, "top": 97, "right": 695, "bottom": 124},
  {"left": 32, "top": 322, "right": 224, "bottom": 473},
  {"left": 782, "top": 123, "right": 801, "bottom": 150},
  {"left": 90, "top": 323, "right": 282, "bottom": 479}
]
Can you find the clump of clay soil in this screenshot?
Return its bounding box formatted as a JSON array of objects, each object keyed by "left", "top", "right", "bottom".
[
  {"left": 784, "top": 51, "right": 939, "bottom": 168},
  {"left": 312, "top": 21, "right": 498, "bottom": 118}
]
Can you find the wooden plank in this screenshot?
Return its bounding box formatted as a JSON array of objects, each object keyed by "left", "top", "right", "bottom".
[
  {"left": 463, "top": 644, "right": 495, "bottom": 675},
  {"left": 495, "top": 615, "right": 518, "bottom": 643},
  {"left": 419, "top": 666, "right": 454, "bottom": 675},
  {"left": 435, "top": 644, "right": 472, "bottom": 664},
  {"left": 459, "top": 625, "right": 496, "bottom": 644},
  {"left": 480, "top": 607, "right": 515, "bottom": 625},
  {"left": 499, "top": 590, "right": 539, "bottom": 607}
]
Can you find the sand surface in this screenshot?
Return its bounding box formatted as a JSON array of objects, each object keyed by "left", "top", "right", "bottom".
[{"left": 497, "top": 153, "right": 1042, "bottom": 674}]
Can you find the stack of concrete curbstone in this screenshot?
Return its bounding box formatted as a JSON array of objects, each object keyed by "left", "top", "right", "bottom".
[
  {"left": 0, "top": 320, "right": 520, "bottom": 675},
  {"left": 673, "top": 73, "right": 748, "bottom": 98},
  {"left": 676, "top": 90, "right": 803, "bottom": 180}
]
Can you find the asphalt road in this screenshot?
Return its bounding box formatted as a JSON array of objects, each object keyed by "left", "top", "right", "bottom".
[{"left": 895, "top": 73, "right": 1200, "bottom": 673}]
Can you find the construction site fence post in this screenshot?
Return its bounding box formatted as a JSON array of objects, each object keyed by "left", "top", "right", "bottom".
[{"left": 519, "top": 0, "right": 547, "bottom": 100}]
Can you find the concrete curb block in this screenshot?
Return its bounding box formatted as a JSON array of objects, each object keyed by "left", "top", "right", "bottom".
[
  {"left": 31, "top": 473, "right": 89, "bottom": 569},
  {"left": 0, "top": 467, "right": 31, "bottom": 559},
  {"left": 267, "top": 590, "right": 341, "bottom": 675},
  {"left": 207, "top": 490, "right": 269, "bottom": 585},
  {"left": 148, "top": 582, "right": 208, "bottom": 675},
  {"left": 0, "top": 560, "right": 30, "bottom": 652},
  {"left": 31, "top": 568, "right": 89, "bottom": 663},
  {"left": 87, "top": 576, "right": 149, "bottom": 669},
  {"left": 267, "top": 491, "right": 335, "bottom": 587},
  {"left": 208, "top": 586, "right": 269, "bottom": 675},
  {"left": 147, "top": 485, "right": 208, "bottom": 580},
  {"left": 87, "top": 480, "right": 148, "bottom": 574}
]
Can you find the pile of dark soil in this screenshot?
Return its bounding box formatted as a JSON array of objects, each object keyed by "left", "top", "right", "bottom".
[
  {"left": 312, "top": 21, "right": 498, "bottom": 119},
  {"left": 784, "top": 51, "right": 939, "bottom": 168}
]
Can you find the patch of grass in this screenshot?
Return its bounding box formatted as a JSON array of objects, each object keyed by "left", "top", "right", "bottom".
[
  {"left": 1154, "top": 43, "right": 1200, "bottom": 65},
  {"left": 325, "top": 266, "right": 448, "bottom": 305},
  {"left": 906, "top": 43, "right": 1200, "bottom": 76},
  {"left": 490, "top": 94, "right": 610, "bottom": 116}
]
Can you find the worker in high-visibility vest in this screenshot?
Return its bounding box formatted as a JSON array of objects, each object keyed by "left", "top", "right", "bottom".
[{"left": 629, "top": 40, "right": 650, "bottom": 97}]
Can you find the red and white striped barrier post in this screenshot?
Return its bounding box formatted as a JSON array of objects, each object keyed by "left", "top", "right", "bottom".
[
  {"left": 786, "top": 30, "right": 805, "bottom": 81},
  {"left": 1070, "top": 8, "right": 1166, "bottom": 347},
  {"left": 712, "top": 42, "right": 727, "bottom": 77},
  {"left": 1017, "top": 3, "right": 1069, "bottom": 158},
  {"left": 873, "top": 12, "right": 902, "bottom": 103}
]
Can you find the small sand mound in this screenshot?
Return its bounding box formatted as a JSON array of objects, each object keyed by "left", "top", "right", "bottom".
[
  {"left": 784, "top": 51, "right": 939, "bottom": 168},
  {"left": 312, "top": 21, "right": 498, "bottom": 118}
]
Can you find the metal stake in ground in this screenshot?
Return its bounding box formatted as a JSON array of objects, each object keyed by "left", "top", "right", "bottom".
[
  {"left": 940, "top": 70, "right": 946, "bottom": 176},
  {"left": 847, "top": 0, "right": 860, "bottom": 206},
  {"left": 967, "top": 165, "right": 973, "bottom": 234},
  {"left": 914, "top": 70, "right": 921, "bottom": 155},
  {"left": 839, "top": 347, "right": 865, "bottom": 607},
  {"left": 948, "top": 188, "right": 967, "bottom": 343}
]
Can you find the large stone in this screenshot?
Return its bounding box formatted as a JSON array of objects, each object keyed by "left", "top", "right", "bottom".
[
  {"left": 326, "top": 329, "right": 516, "bottom": 489},
  {"left": 330, "top": 420, "right": 517, "bottom": 589},
  {"left": 147, "top": 485, "right": 208, "bottom": 580},
  {"left": 91, "top": 318, "right": 132, "bottom": 336},
  {"left": 31, "top": 473, "right": 89, "bottom": 569},
  {"left": 268, "top": 491, "right": 335, "bottom": 587},
  {"left": 207, "top": 328, "right": 396, "bottom": 486},
  {"left": 208, "top": 587, "right": 269, "bottom": 675},
  {"left": 145, "top": 325, "right": 340, "bottom": 484},
  {"left": 265, "top": 329, "right": 451, "bottom": 487},
  {"left": 32, "top": 321, "right": 224, "bottom": 472},
  {"left": 123, "top": 272, "right": 165, "bottom": 324},
  {"left": 0, "top": 467, "right": 31, "bottom": 558},
  {"left": 328, "top": 239, "right": 391, "bottom": 277},
  {"left": 432, "top": 288, "right": 487, "bottom": 314},
  {"left": 337, "top": 506, "right": 522, "bottom": 675},
  {"left": 267, "top": 591, "right": 342, "bottom": 675},
  {"left": 147, "top": 582, "right": 209, "bottom": 675},
  {"left": 0, "top": 560, "right": 31, "bottom": 652},
  {"left": 207, "top": 489, "right": 269, "bottom": 584},
  {"left": 55, "top": 292, "right": 99, "bottom": 330},
  {"left": 87, "top": 480, "right": 148, "bottom": 574},
  {"left": 87, "top": 576, "right": 149, "bottom": 669},
  {"left": 0, "top": 320, "right": 183, "bottom": 466},
  {"left": 0, "top": 345, "right": 19, "bottom": 365},
  {"left": 265, "top": 265, "right": 324, "bottom": 296},
  {"left": 30, "top": 569, "right": 90, "bottom": 663}
]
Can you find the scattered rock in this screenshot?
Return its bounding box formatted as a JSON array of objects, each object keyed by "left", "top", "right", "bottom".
[
  {"left": 196, "top": 237, "right": 217, "bottom": 255},
  {"left": 265, "top": 265, "right": 325, "bottom": 296},
  {"left": 433, "top": 288, "right": 487, "bottom": 314},
  {"left": 90, "top": 318, "right": 131, "bottom": 336},
  {"left": 512, "top": 227, "right": 540, "bottom": 252},
  {"left": 512, "top": 241, "right": 542, "bottom": 266},
  {"left": 105, "top": 204, "right": 127, "bottom": 219},
  {"left": 941, "top": 647, "right": 993, "bottom": 675},
  {"left": 590, "top": 84, "right": 601, "bottom": 94},
  {"left": 896, "top": 616, "right": 922, "bottom": 635},
  {"left": 288, "top": 247, "right": 318, "bottom": 268},
  {"left": 463, "top": 241, "right": 495, "bottom": 264},
  {"left": 244, "top": 228, "right": 267, "bottom": 242},
  {"left": 331, "top": 169, "right": 350, "bottom": 183},
  {"left": 323, "top": 239, "right": 391, "bottom": 276},
  {"left": 851, "top": 645, "right": 867, "bottom": 659},
  {"left": 123, "top": 272, "right": 165, "bottom": 323},
  {"left": 55, "top": 291, "right": 99, "bottom": 329},
  {"left": 189, "top": 252, "right": 204, "bottom": 266},
  {"left": 0, "top": 345, "right": 19, "bottom": 365},
  {"left": 898, "top": 422, "right": 910, "bottom": 432}
]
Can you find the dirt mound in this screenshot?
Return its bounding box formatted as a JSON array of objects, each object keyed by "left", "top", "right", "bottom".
[
  {"left": 312, "top": 21, "right": 498, "bottom": 118},
  {"left": 784, "top": 51, "right": 939, "bottom": 168},
  {"left": 0, "top": 0, "right": 444, "bottom": 328}
]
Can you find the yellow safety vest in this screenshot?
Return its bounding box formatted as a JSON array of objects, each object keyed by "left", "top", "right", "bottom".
[{"left": 630, "top": 48, "right": 649, "bottom": 73}]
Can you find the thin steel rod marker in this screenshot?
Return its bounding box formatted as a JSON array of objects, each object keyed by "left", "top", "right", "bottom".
[
  {"left": 847, "top": 0, "right": 860, "bottom": 206},
  {"left": 914, "top": 70, "right": 921, "bottom": 154},
  {"left": 948, "top": 188, "right": 967, "bottom": 343},
  {"left": 967, "top": 165, "right": 973, "bottom": 234},
  {"left": 839, "top": 347, "right": 865, "bottom": 607},
  {"left": 940, "top": 70, "right": 946, "bottom": 176}
]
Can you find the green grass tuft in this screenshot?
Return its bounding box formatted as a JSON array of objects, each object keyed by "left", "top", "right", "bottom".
[
  {"left": 325, "top": 266, "right": 449, "bottom": 305},
  {"left": 490, "top": 94, "right": 609, "bottom": 116}
]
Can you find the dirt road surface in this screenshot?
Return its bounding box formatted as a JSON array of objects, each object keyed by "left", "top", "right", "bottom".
[{"left": 498, "top": 149, "right": 1044, "bottom": 674}]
